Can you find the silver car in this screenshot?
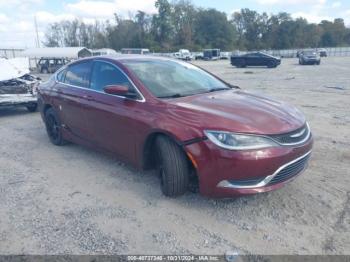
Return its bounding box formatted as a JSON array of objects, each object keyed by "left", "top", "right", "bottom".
[{"left": 299, "top": 51, "right": 321, "bottom": 65}]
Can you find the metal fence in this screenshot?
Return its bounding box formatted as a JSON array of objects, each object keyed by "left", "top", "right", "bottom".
[
  {"left": 155, "top": 47, "right": 350, "bottom": 58},
  {"left": 2, "top": 46, "right": 350, "bottom": 61},
  {"left": 0, "top": 48, "right": 24, "bottom": 59},
  {"left": 263, "top": 47, "right": 350, "bottom": 58}
]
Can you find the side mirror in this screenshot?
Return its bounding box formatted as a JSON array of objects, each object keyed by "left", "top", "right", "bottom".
[
  {"left": 103, "top": 85, "right": 129, "bottom": 96},
  {"left": 103, "top": 85, "right": 138, "bottom": 99}
]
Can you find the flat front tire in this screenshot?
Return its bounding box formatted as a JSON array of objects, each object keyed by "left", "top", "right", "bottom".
[
  {"left": 44, "top": 108, "right": 67, "bottom": 146},
  {"left": 156, "top": 136, "right": 189, "bottom": 197}
]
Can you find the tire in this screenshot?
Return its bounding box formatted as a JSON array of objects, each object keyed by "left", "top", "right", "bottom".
[
  {"left": 42, "top": 68, "right": 48, "bottom": 74},
  {"left": 155, "top": 136, "right": 189, "bottom": 197},
  {"left": 26, "top": 103, "right": 37, "bottom": 112},
  {"left": 317, "top": 61, "right": 321, "bottom": 65},
  {"left": 44, "top": 107, "right": 67, "bottom": 146},
  {"left": 267, "top": 61, "right": 276, "bottom": 68}
]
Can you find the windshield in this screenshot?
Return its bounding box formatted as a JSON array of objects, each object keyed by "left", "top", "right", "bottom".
[
  {"left": 304, "top": 51, "right": 317, "bottom": 56},
  {"left": 123, "top": 59, "right": 230, "bottom": 98}
]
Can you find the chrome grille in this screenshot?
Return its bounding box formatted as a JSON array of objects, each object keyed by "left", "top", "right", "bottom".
[
  {"left": 269, "top": 123, "right": 310, "bottom": 145},
  {"left": 267, "top": 153, "right": 311, "bottom": 186}
]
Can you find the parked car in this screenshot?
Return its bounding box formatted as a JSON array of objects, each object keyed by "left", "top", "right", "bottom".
[
  {"left": 318, "top": 48, "right": 328, "bottom": 57},
  {"left": 38, "top": 56, "right": 313, "bottom": 198},
  {"left": 178, "top": 49, "right": 193, "bottom": 61},
  {"left": 1, "top": 57, "right": 40, "bottom": 111},
  {"left": 38, "top": 58, "right": 69, "bottom": 74},
  {"left": 299, "top": 50, "right": 321, "bottom": 65},
  {"left": 231, "top": 52, "right": 281, "bottom": 68},
  {"left": 172, "top": 49, "right": 193, "bottom": 61}
]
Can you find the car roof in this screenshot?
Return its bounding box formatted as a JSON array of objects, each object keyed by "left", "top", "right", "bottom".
[
  {"left": 90, "top": 55, "right": 180, "bottom": 62},
  {"left": 67, "top": 55, "right": 181, "bottom": 68}
]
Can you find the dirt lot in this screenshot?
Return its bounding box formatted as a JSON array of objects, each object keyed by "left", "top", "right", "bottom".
[{"left": 0, "top": 57, "right": 349, "bottom": 255}]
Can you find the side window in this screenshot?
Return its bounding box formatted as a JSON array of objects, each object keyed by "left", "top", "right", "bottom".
[
  {"left": 90, "top": 61, "right": 133, "bottom": 93},
  {"left": 56, "top": 69, "right": 66, "bottom": 82},
  {"left": 64, "top": 61, "right": 92, "bottom": 88}
]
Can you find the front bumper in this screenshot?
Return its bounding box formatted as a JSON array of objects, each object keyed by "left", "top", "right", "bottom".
[
  {"left": 185, "top": 136, "right": 313, "bottom": 197},
  {"left": 302, "top": 58, "right": 320, "bottom": 64}
]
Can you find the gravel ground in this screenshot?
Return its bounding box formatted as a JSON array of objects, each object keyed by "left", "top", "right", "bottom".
[{"left": 0, "top": 57, "right": 349, "bottom": 255}]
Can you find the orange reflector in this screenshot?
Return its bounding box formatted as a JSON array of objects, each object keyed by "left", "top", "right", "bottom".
[{"left": 186, "top": 152, "right": 198, "bottom": 169}]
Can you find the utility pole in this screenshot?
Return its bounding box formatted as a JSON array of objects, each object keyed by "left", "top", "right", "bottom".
[{"left": 34, "top": 15, "right": 40, "bottom": 48}]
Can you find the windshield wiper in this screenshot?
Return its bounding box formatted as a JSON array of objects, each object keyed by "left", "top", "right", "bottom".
[
  {"left": 158, "top": 93, "right": 184, "bottom": 99},
  {"left": 208, "top": 87, "right": 231, "bottom": 92}
]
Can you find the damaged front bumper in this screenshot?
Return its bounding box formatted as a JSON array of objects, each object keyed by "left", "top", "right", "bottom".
[
  {"left": 0, "top": 93, "right": 37, "bottom": 107},
  {"left": 0, "top": 74, "right": 40, "bottom": 108}
]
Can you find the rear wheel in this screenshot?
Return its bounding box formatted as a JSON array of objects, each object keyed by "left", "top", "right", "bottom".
[
  {"left": 26, "top": 103, "right": 37, "bottom": 112},
  {"left": 44, "top": 108, "right": 67, "bottom": 146},
  {"left": 155, "top": 136, "right": 189, "bottom": 197}
]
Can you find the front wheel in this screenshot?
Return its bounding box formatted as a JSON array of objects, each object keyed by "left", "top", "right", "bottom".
[
  {"left": 267, "top": 61, "right": 276, "bottom": 68},
  {"left": 156, "top": 136, "right": 189, "bottom": 197},
  {"left": 44, "top": 108, "right": 67, "bottom": 146}
]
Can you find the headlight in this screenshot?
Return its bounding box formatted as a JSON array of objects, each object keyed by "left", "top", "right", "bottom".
[{"left": 204, "top": 130, "right": 279, "bottom": 150}]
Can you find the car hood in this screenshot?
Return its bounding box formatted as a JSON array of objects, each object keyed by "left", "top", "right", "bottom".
[{"left": 167, "top": 90, "right": 305, "bottom": 135}]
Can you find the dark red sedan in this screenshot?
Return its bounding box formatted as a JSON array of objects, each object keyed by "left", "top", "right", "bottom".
[{"left": 38, "top": 56, "right": 313, "bottom": 198}]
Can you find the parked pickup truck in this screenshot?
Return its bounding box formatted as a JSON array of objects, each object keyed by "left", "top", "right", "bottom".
[{"left": 0, "top": 57, "right": 40, "bottom": 112}]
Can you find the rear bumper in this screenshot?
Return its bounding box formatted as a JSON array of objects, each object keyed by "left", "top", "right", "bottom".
[{"left": 185, "top": 136, "right": 313, "bottom": 198}]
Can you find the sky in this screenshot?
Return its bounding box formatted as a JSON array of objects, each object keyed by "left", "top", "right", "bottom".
[{"left": 0, "top": 0, "right": 349, "bottom": 48}]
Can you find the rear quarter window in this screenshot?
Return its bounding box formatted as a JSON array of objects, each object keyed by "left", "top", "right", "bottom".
[
  {"left": 56, "top": 69, "right": 66, "bottom": 82},
  {"left": 64, "top": 61, "right": 92, "bottom": 88}
]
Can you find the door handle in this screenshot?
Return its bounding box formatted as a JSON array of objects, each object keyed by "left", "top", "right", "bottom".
[{"left": 83, "top": 95, "right": 94, "bottom": 101}]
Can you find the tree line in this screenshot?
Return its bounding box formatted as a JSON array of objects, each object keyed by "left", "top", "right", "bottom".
[{"left": 44, "top": 0, "right": 350, "bottom": 52}]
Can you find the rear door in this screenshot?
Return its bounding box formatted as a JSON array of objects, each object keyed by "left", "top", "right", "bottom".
[
  {"left": 245, "top": 54, "right": 254, "bottom": 66},
  {"left": 248, "top": 53, "right": 260, "bottom": 66},
  {"left": 57, "top": 60, "right": 94, "bottom": 141},
  {"left": 258, "top": 53, "right": 270, "bottom": 66}
]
